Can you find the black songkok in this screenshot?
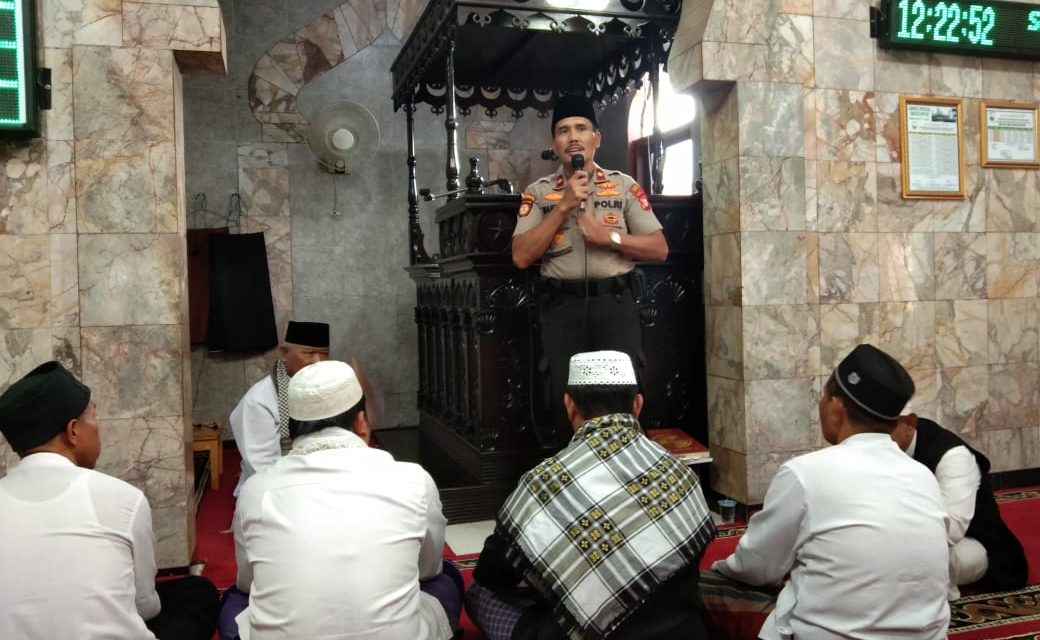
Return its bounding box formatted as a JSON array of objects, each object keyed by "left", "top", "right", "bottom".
[
  {"left": 834, "top": 344, "right": 915, "bottom": 421},
  {"left": 284, "top": 321, "right": 330, "bottom": 348},
  {"left": 551, "top": 94, "right": 598, "bottom": 134},
  {"left": 0, "top": 361, "right": 91, "bottom": 452}
]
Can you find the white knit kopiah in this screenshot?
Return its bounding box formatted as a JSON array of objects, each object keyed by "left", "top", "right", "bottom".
[
  {"left": 288, "top": 360, "right": 363, "bottom": 422},
  {"left": 567, "top": 350, "right": 637, "bottom": 386}
]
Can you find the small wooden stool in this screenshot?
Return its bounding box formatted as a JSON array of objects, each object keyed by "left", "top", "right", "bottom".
[{"left": 192, "top": 425, "right": 223, "bottom": 490}]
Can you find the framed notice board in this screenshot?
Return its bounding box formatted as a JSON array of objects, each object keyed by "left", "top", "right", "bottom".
[
  {"left": 899, "top": 95, "right": 966, "bottom": 199},
  {"left": 981, "top": 100, "right": 1040, "bottom": 168}
]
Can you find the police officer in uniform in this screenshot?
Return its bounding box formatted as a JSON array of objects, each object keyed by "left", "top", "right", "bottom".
[{"left": 512, "top": 94, "right": 669, "bottom": 444}]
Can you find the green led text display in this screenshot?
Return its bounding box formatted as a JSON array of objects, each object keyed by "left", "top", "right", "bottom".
[
  {"left": 0, "top": 0, "right": 26, "bottom": 127},
  {"left": 881, "top": 0, "right": 1040, "bottom": 58}
]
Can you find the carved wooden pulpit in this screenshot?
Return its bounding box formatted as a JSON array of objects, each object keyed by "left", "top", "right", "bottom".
[{"left": 391, "top": 0, "right": 704, "bottom": 520}]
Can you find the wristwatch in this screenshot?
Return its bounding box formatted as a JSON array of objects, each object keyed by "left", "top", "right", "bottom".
[{"left": 609, "top": 230, "right": 622, "bottom": 250}]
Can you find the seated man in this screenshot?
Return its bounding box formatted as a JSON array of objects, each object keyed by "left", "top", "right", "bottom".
[
  {"left": 893, "top": 408, "right": 1028, "bottom": 598},
  {"left": 467, "top": 350, "right": 716, "bottom": 640},
  {"left": 708, "top": 344, "right": 950, "bottom": 639},
  {"left": 225, "top": 360, "right": 461, "bottom": 639},
  {"left": 0, "top": 361, "right": 219, "bottom": 639},
  {"left": 230, "top": 320, "right": 330, "bottom": 496}
]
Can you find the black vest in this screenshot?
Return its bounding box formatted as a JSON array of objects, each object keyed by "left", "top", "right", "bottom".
[{"left": 912, "top": 419, "right": 1028, "bottom": 590}]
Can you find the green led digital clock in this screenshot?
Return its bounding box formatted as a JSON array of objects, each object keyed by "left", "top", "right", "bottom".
[
  {"left": 879, "top": 0, "right": 1040, "bottom": 59},
  {"left": 0, "top": 0, "right": 39, "bottom": 137}
]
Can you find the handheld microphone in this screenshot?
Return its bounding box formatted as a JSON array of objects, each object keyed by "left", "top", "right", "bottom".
[{"left": 571, "top": 153, "right": 586, "bottom": 213}]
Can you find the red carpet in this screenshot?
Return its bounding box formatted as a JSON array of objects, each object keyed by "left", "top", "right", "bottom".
[{"left": 194, "top": 457, "right": 1040, "bottom": 640}]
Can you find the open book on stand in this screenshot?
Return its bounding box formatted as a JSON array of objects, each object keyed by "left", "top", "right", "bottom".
[{"left": 645, "top": 428, "right": 711, "bottom": 462}]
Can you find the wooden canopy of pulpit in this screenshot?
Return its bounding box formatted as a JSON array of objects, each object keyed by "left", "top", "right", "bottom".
[{"left": 391, "top": 0, "right": 705, "bottom": 520}]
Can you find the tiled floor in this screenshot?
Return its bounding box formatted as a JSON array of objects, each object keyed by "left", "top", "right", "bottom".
[{"left": 445, "top": 519, "right": 496, "bottom": 555}]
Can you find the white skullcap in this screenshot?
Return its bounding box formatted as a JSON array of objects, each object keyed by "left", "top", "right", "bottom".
[
  {"left": 567, "top": 350, "right": 637, "bottom": 386},
  {"left": 288, "top": 360, "right": 363, "bottom": 422}
]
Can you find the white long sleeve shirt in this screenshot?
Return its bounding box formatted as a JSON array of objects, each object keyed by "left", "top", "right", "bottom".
[
  {"left": 0, "top": 453, "right": 160, "bottom": 639},
  {"left": 907, "top": 435, "right": 981, "bottom": 545},
  {"left": 229, "top": 376, "right": 282, "bottom": 496},
  {"left": 714, "top": 433, "right": 950, "bottom": 640},
  {"left": 234, "top": 428, "right": 451, "bottom": 639}
]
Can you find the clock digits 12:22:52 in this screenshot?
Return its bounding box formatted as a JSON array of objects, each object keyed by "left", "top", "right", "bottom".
[{"left": 882, "top": 0, "right": 1040, "bottom": 58}]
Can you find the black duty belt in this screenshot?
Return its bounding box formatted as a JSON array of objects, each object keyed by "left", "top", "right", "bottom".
[{"left": 538, "top": 275, "right": 630, "bottom": 297}]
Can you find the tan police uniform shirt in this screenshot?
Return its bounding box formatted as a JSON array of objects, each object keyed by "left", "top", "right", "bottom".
[{"left": 513, "top": 164, "right": 663, "bottom": 281}]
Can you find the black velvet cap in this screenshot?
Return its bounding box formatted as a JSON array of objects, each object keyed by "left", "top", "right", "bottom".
[
  {"left": 0, "top": 361, "right": 91, "bottom": 452},
  {"left": 834, "top": 344, "right": 915, "bottom": 421},
  {"left": 551, "top": 94, "right": 598, "bottom": 134},
  {"left": 284, "top": 321, "right": 329, "bottom": 348}
]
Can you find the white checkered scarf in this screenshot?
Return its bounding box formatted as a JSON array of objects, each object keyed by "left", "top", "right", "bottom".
[
  {"left": 497, "top": 413, "right": 717, "bottom": 639},
  {"left": 271, "top": 360, "right": 290, "bottom": 439}
]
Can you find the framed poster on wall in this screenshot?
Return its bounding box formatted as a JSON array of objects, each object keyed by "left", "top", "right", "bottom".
[
  {"left": 899, "top": 95, "right": 966, "bottom": 200},
  {"left": 981, "top": 100, "right": 1040, "bottom": 168}
]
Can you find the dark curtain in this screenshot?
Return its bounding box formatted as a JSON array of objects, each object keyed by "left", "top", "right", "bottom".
[
  {"left": 207, "top": 232, "right": 279, "bottom": 352},
  {"left": 186, "top": 227, "right": 229, "bottom": 345}
]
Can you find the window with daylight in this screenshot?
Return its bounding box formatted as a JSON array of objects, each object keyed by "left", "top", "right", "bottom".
[{"left": 627, "top": 69, "right": 696, "bottom": 196}]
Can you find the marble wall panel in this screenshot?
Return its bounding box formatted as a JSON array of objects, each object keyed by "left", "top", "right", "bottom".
[
  {"left": 745, "top": 377, "right": 820, "bottom": 454},
  {"left": 819, "top": 302, "right": 880, "bottom": 372},
  {"left": 742, "top": 232, "right": 815, "bottom": 305},
  {"left": 975, "top": 428, "right": 1028, "bottom": 472},
  {"left": 43, "top": 48, "right": 74, "bottom": 141},
  {"left": 42, "top": 0, "right": 122, "bottom": 48},
  {"left": 813, "top": 0, "right": 862, "bottom": 19},
  {"left": 907, "top": 366, "right": 939, "bottom": 420},
  {"left": 488, "top": 150, "right": 535, "bottom": 194},
  {"left": 238, "top": 144, "right": 290, "bottom": 218},
  {"left": 813, "top": 17, "right": 873, "bottom": 90},
  {"left": 49, "top": 234, "right": 79, "bottom": 327},
  {"left": 700, "top": 86, "right": 738, "bottom": 164},
  {"left": 986, "top": 170, "right": 1036, "bottom": 232},
  {"left": 96, "top": 417, "right": 188, "bottom": 510},
  {"left": 803, "top": 89, "right": 817, "bottom": 161},
  {"left": 960, "top": 99, "right": 981, "bottom": 167},
  {"left": 983, "top": 363, "right": 1040, "bottom": 431},
  {"left": 263, "top": 40, "right": 306, "bottom": 90},
  {"left": 391, "top": 0, "right": 425, "bottom": 43},
  {"left": 704, "top": 233, "right": 742, "bottom": 306},
  {"left": 703, "top": 42, "right": 768, "bottom": 82},
  {"left": 261, "top": 123, "right": 309, "bottom": 144},
  {"left": 738, "top": 82, "right": 805, "bottom": 158},
  {"left": 932, "top": 170, "right": 985, "bottom": 233},
  {"left": 707, "top": 375, "right": 746, "bottom": 453},
  {"left": 938, "top": 365, "right": 988, "bottom": 436},
  {"left": 873, "top": 92, "right": 901, "bottom": 163},
  {"left": 986, "top": 233, "right": 1037, "bottom": 299},
  {"left": 72, "top": 46, "right": 175, "bottom": 143},
  {"left": 988, "top": 298, "right": 1039, "bottom": 365},
  {"left": 878, "top": 233, "right": 934, "bottom": 302},
  {"left": 78, "top": 234, "right": 182, "bottom": 326},
  {"left": 739, "top": 156, "right": 806, "bottom": 230},
  {"left": 874, "top": 51, "right": 931, "bottom": 96},
  {"left": 876, "top": 162, "right": 933, "bottom": 232},
  {"left": 816, "top": 160, "right": 876, "bottom": 232},
  {"left": 934, "top": 232, "right": 986, "bottom": 300},
  {"left": 767, "top": 13, "right": 813, "bottom": 85},
  {"left": 152, "top": 505, "right": 189, "bottom": 568},
  {"left": 709, "top": 446, "right": 748, "bottom": 503},
  {"left": 742, "top": 304, "right": 820, "bottom": 380},
  {"left": 929, "top": 54, "right": 982, "bottom": 98},
  {"left": 702, "top": 159, "right": 739, "bottom": 235},
  {"left": 0, "top": 327, "right": 82, "bottom": 388},
  {"left": 243, "top": 215, "right": 292, "bottom": 312},
  {"left": 0, "top": 142, "right": 49, "bottom": 236},
  {"left": 818, "top": 233, "right": 879, "bottom": 303},
  {"left": 339, "top": 0, "right": 386, "bottom": 50},
  {"left": 81, "top": 325, "right": 184, "bottom": 420},
  {"left": 815, "top": 90, "right": 876, "bottom": 162},
  {"left": 296, "top": 13, "right": 344, "bottom": 83},
  {"left": 0, "top": 235, "right": 62, "bottom": 329},
  {"left": 879, "top": 301, "right": 937, "bottom": 370},
  {"left": 747, "top": 450, "right": 805, "bottom": 503},
  {"left": 706, "top": 304, "right": 743, "bottom": 379},
  {"left": 781, "top": 0, "right": 812, "bottom": 12},
  {"left": 981, "top": 58, "right": 1034, "bottom": 102},
  {"left": 46, "top": 141, "right": 77, "bottom": 235},
  {"left": 935, "top": 300, "right": 988, "bottom": 369},
  {"left": 76, "top": 139, "right": 178, "bottom": 233},
  {"left": 332, "top": 5, "right": 360, "bottom": 61},
  {"left": 249, "top": 76, "right": 299, "bottom": 119},
  {"left": 705, "top": 0, "right": 781, "bottom": 44},
  {"left": 123, "top": 2, "right": 223, "bottom": 52}
]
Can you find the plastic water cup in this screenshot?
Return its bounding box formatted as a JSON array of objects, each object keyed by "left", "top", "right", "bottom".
[{"left": 718, "top": 498, "right": 737, "bottom": 524}]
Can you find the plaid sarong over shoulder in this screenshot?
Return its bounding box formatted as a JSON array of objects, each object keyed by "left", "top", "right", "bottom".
[{"left": 497, "top": 414, "right": 717, "bottom": 639}]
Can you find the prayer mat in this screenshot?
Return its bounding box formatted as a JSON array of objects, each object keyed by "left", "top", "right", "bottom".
[{"left": 948, "top": 585, "right": 1040, "bottom": 638}]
